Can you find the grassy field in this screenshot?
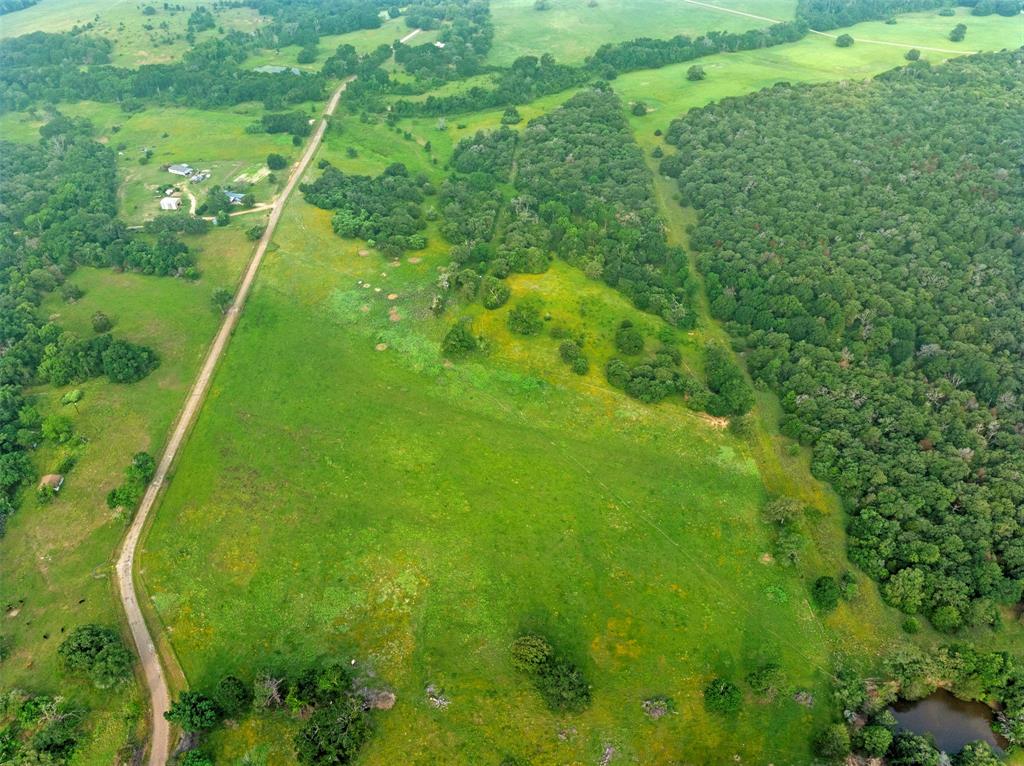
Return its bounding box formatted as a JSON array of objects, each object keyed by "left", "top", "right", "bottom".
[
  {"left": 487, "top": 0, "right": 797, "bottom": 65},
  {"left": 131, "top": 78, "right": 929, "bottom": 766},
  {"left": 0, "top": 101, "right": 302, "bottom": 223},
  {"left": 0, "top": 226, "right": 257, "bottom": 765},
  {"left": 0, "top": 0, "right": 263, "bottom": 67}
]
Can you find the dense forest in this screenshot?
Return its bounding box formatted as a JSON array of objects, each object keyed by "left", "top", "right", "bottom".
[
  {"left": 661, "top": 50, "right": 1024, "bottom": 631},
  {"left": 0, "top": 116, "right": 179, "bottom": 531}
]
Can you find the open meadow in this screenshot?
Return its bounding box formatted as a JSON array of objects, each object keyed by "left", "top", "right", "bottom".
[{"left": 487, "top": 0, "right": 798, "bottom": 65}]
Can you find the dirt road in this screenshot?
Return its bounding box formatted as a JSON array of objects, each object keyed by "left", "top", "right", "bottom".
[{"left": 114, "top": 76, "right": 353, "bottom": 766}]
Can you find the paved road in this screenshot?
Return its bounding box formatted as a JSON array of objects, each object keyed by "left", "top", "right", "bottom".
[{"left": 114, "top": 76, "right": 352, "bottom": 766}]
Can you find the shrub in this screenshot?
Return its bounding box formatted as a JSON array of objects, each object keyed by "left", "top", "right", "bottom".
[
  {"left": 510, "top": 634, "right": 552, "bottom": 673},
  {"left": 266, "top": 153, "right": 288, "bottom": 170},
  {"left": 835, "top": 33, "right": 854, "bottom": 47},
  {"left": 686, "top": 64, "right": 705, "bottom": 81},
  {"left": 949, "top": 23, "right": 967, "bottom": 41},
  {"left": 165, "top": 691, "right": 221, "bottom": 732},
  {"left": 178, "top": 752, "right": 214, "bottom": 766},
  {"left": 631, "top": 102, "right": 647, "bottom": 116},
  {"left": 507, "top": 298, "right": 544, "bottom": 336},
  {"left": 614, "top": 321, "right": 644, "bottom": 355},
  {"left": 854, "top": 725, "right": 893, "bottom": 757},
  {"left": 442, "top": 322, "right": 478, "bottom": 356},
  {"left": 905, "top": 48, "right": 921, "bottom": 61},
  {"left": 571, "top": 356, "right": 589, "bottom": 375},
  {"left": 61, "top": 283, "right": 83, "bottom": 302},
  {"left": 58, "top": 625, "right": 133, "bottom": 688},
  {"left": 703, "top": 677, "right": 741, "bottom": 714},
  {"left": 811, "top": 576, "right": 841, "bottom": 612},
  {"left": 294, "top": 696, "right": 369, "bottom": 766},
  {"left": 746, "top": 663, "right": 782, "bottom": 696},
  {"left": 215, "top": 675, "right": 252, "bottom": 717},
  {"left": 92, "top": 311, "right": 112, "bottom": 333},
  {"left": 510, "top": 634, "right": 590, "bottom": 713},
  {"left": 815, "top": 723, "right": 851, "bottom": 758},
  {"left": 559, "top": 341, "right": 581, "bottom": 363},
  {"left": 480, "top": 276, "right": 510, "bottom": 309}
]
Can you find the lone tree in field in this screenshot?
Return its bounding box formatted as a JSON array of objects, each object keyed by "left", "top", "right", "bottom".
[
  {"left": 949, "top": 23, "right": 967, "bottom": 41},
  {"left": 703, "top": 677, "right": 741, "bottom": 714},
  {"left": 267, "top": 153, "right": 288, "bottom": 170},
  {"left": 905, "top": 48, "right": 921, "bottom": 61},
  {"left": 686, "top": 64, "right": 706, "bottom": 81},
  {"left": 835, "top": 33, "right": 854, "bottom": 47},
  {"left": 631, "top": 102, "right": 648, "bottom": 116},
  {"left": 211, "top": 287, "right": 233, "bottom": 314}
]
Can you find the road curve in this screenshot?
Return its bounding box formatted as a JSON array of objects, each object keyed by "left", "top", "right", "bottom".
[{"left": 115, "top": 76, "right": 353, "bottom": 766}]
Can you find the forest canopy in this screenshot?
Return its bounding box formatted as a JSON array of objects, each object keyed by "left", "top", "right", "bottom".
[{"left": 662, "top": 50, "right": 1024, "bottom": 631}]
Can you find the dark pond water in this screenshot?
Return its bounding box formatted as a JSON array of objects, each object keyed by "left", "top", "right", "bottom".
[{"left": 890, "top": 689, "right": 1008, "bottom": 753}]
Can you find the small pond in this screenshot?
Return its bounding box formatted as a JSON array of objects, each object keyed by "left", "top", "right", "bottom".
[{"left": 890, "top": 689, "right": 1008, "bottom": 753}]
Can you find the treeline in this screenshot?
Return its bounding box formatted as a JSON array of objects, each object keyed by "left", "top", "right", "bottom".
[
  {"left": 387, "top": 19, "right": 808, "bottom": 117},
  {"left": 662, "top": 51, "right": 1024, "bottom": 631},
  {"left": 0, "top": 32, "right": 325, "bottom": 113},
  {"left": 794, "top": 0, "right": 1019, "bottom": 29},
  {"left": 0, "top": 0, "right": 39, "bottom": 13},
  {"left": 0, "top": 116, "right": 180, "bottom": 530}
]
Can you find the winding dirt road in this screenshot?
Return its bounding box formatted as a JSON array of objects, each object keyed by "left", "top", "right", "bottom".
[{"left": 115, "top": 76, "right": 352, "bottom": 766}]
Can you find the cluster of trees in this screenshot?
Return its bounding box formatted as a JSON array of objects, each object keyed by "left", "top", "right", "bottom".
[
  {"left": 969, "top": 0, "right": 1023, "bottom": 15},
  {"left": 165, "top": 661, "right": 379, "bottom": 766},
  {"left": 57, "top": 624, "right": 134, "bottom": 689},
  {"left": 301, "top": 162, "right": 429, "bottom": 256},
  {"left": 662, "top": 51, "right": 1024, "bottom": 630},
  {"left": 0, "top": 32, "right": 325, "bottom": 113},
  {"left": 0, "top": 689, "right": 84, "bottom": 765},
  {"left": 514, "top": 89, "right": 694, "bottom": 324},
  {"left": 253, "top": 110, "right": 313, "bottom": 139},
  {"left": 106, "top": 451, "right": 156, "bottom": 511},
  {"left": 815, "top": 642, "right": 1024, "bottom": 763},
  {"left": 186, "top": 5, "right": 216, "bottom": 34},
  {"left": 395, "top": 0, "right": 493, "bottom": 82},
  {"left": 0, "top": 116, "right": 170, "bottom": 532},
  {"left": 509, "top": 634, "right": 591, "bottom": 712}
]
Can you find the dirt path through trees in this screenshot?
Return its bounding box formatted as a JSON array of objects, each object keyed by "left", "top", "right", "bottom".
[{"left": 114, "top": 76, "right": 353, "bottom": 766}]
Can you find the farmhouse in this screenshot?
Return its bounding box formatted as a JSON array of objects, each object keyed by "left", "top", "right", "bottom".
[
  {"left": 160, "top": 196, "right": 182, "bottom": 211},
  {"left": 168, "top": 163, "right": 193, "bottom": 176},
  {"left": 38, "top": 474, "right": 64, "bottom": 492},
  {"left": 224, "top": 190, "right": 246, "bottom": 204}
]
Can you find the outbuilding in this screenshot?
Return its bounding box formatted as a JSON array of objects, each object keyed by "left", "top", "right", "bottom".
[
  {"left": 39, "top": 474, "right": 64, "bottom": 492},
  {"left": 168, "top": 164, "right": 193, "bottom": 176},
  {"left": 160, "top": 196, "right": 182, "bottom": 211}
]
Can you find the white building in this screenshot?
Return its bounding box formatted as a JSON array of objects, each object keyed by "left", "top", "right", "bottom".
[
  {"left": 160, "top": 197, "right": 182, "bottom": 211},
  {"left": 168, "top": 164, "right": 193, "bottom": 176}
]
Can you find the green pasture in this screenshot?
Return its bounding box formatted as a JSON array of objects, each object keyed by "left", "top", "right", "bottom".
[
  {"left": 0, "top": 226, "right": 257, "bottom": 764},
  {"left": 139, "top": 206, "right": 827, "bottom": 765},
  {"left": 0, "top": 0, "right": 262, "bottom": 67},
  {"left": 0, "top": 101, "right": 301, "bottom": 223},
  {"left": 612, "top": 9, "right": 1024, "bottom": 148},
  {"left": 138, "top": 114, "right": 916, "bottom": 762},
  {"left": 487, "top": 0, "right": 797, "bottom": 65}
]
